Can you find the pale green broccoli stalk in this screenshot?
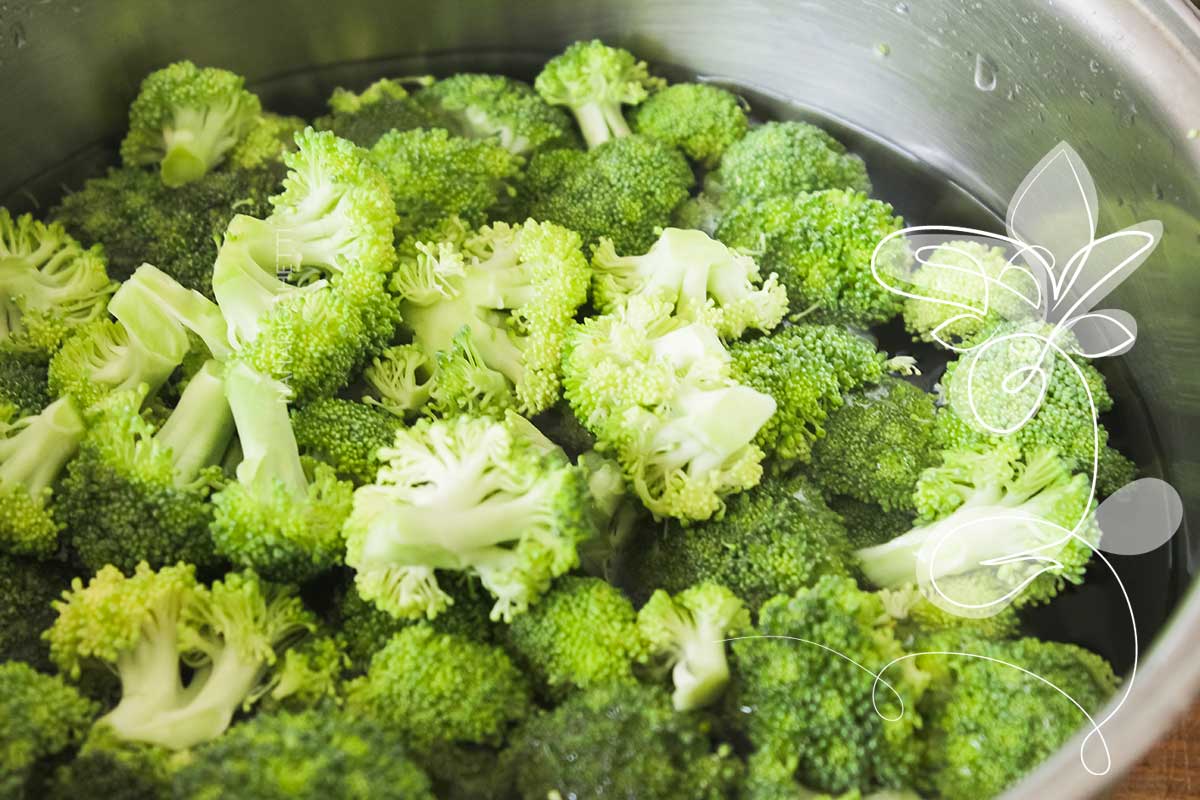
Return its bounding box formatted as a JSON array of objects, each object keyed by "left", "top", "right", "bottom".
[
  {"left": 344, "top": 414, "right": 595, "bottom": 622},
  {"left": 0, "top": 396, "right": 85, "bottom": 557},
  {"left": 46, "top": 563, "right": 319, "bottom": 751},
  {"left": 120, "top": 61, "right": 263, "bottom": 187},
  {"left": 210, "top": 362, "right": 354, "bottom": 582},
  {"left": 591, "top": 227, "right": 788, "bottom": 339},
  {"left": 534, "top": 40, "right": 665, "bottom": 149},
  {"left": 563, "top": 293, "right": 775, "bottom": 522},
  {"left": 347, "top": 624, "right": 530, "bottom": 748},
  {"left": 60, "top": 361, "right": 233, "bottom": 572},
  {"left": 362, "top": 343, "right": 437, "bottom": 419},
  {"left": 856, "top": 444, "right": 1096, "bottom": 612},
  {"left": 395, "top": 219, "right": 590, "bottom": 416},
  {"left": 638, "top": 583, "right": 748, "bottom": 711},
  {"left": 115, "top": 263, "right": 231, "bottom": 360},
  {"left": 421, "top": 73, "right": 580, "bottom": 156},
  {"left": 227, "top": 112, "right": 306, "bottom": 170},
  {"left": 810, "top": 377, "right": 938, "bottom": 511},
  {"left": 717, "top": 189, "right": 906, "bottom": 326},
  {"left": 0, "top": 209, "right": 116, "bottom": 357},
  {"left": 505, "top": 575, "right": 645, "bottom": 697},
  {"left": 370, "top": 128, "right": 522, "bottom": 240},
  {"left": 291, "top": 397, "right": 398, "bottom": 485},
  {"left": 632, "top": 83, "right": 748, "bottom": 167},
  {"left": 0, "top": 661, "right": 99, "bottom": 794}
]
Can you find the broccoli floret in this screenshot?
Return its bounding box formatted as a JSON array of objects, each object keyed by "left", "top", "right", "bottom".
[
  {"left": 0, "top": 209, "right": 116, "bottom": 358},
  {"left": 810, "top": 377, "right": 938, "bottom": 511},
  {"left": 617, "top": 472, "right": 851, "bottom": 609},
  {"left": 504, "top": 682, "right": 742, "bottom": 800},
  {"left": 534, "top": 40, "right": 665, "bottom": 149},
  {"left": 828, "top": 494, "right": 914, "bottom": 550},
  {"left": 0, "top": 553, "right": 74, "bottom": 668},
  {"left": 633, "top": 83, "right": 748, "bottom": 167},
  {"left": 421, "top": 73, "right": 580, "bottom": 156},
  {"left": 1, "top": 396, "right": 86, "bottom": 557},
  {"left": 530, "top": 134, "right": 694, "bottom": 253},
  {"left": 227, "top": 112, "right": 306, "bottom": 170},
  {"left": 672, "top": 192, "right": 725, "bottom": 237},
  {"left": 878, "top": 583, "right": 1020, "bottom": 647},
  {"left": 0, "top": 350, "right": 49, "bottom": 415},
  {"left": 370, "top": 128, "right": 522, "bottom": 241},
  {"left": 0, "top": 661, "right": 98, "bottom": 795},
  {"left": 638, "top": 583, "right": 748, "bottom": 711},
  {"left": 255, "top": 635, "right": 346, "bottom": 713},
  {"left": 120, "top": 61, "right": 263, "bottom": 187},
  {"left": 728, "top": 324, "right": 892, "bottom": 467},
  {"left": 591, "top": 227, "right": 788, "bottom": 339},
  {"left": 327, "top": 77, "right": 430, "bottom": 115},
  {"left": 111, "top": 264, "right": 231, "bottom": 362},
  {"left": 856, "top": 444, "right": 1096, "bottom": 612},
  {"left": 501, "top": 146, "right": 588, "bottom": 222},
  {"left": 394, "top": 218, "right": 590, "bottom": 416},
  {"left": 916, "top": 637, "right": 1117, "bottom": 799},
  {"left": 59, "top": 361, "right": 233, "bottom": 573},
  {"left": 344, "top": 414, "right": 594, "bottom": 622},
  {"left": 52, "top": 163, "right": 283, "bottom": 295},
  {"left": 506, "top": 575, "right": 645, "bottom": 697},
  {"left": 361, "top": 343, "right": 437, "bottom": 420},
  {"left": 704, "top": 120, "right": 871, "bottom": 212},
  {"left": 174, "top": 708, "right": 435, "bottom": 800},
  {"left": 291, "top": 397, "right": 397, "bottom": 485},
  {"left": 47, "top": 725, "right": 178, "bottom": 800},
  {"left": 46, "top": 562, "right": 319, "bottom": 751},
  {"left": 211, "top": 362, "right": 354, "bottom": 582},
  {"left": 730, "top": 575, "right": 928, "bottom": 794},
  {"left": 318, "top": 77, "right": 454, "bottom": 148},
  {"left": 347, "top": 624, "right": 530, "bottom": 748},
  {"left": 563, "top": 294, "right": 775, "bottom": 522},
  {"left": 717, "top": 189, "right": 906, "bottom": 326}
]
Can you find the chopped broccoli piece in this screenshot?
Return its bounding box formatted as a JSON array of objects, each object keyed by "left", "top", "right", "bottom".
[
  {"left": 361, "top": 343, "right": 437, "bottom": 419},
  {"left": 255, "top": 635, "right": 346, "bottom": 713},
  {"left": 0, "top": 661, "right": 98, "bottom": 794},
  {"left": 291, "top": 397, "right": 398, "bottom": 485},
  {"left": 120, "top": 61, "right": 263, "bottom": 187},
  {"left": 422, "top": 73, "right": 580, "bottom": 156},
  {"left": 633, "top": 83, "right": 748, "bottom": 167},
  {"left": 534, "top": 40, "right": 665, "bottom": 149},
  {"left": 227, "top": 112, "right": 306, "bottom": 170}
]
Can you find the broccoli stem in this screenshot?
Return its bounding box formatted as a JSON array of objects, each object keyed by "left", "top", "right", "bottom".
[
  {"left": 0, "top": 397, "right": 85, "bottom": 494},
  {"left": 674, "top": 624, "right": 729, "bottom": 711},
  {"left": 161, "top": 103, "right": 243, "bottom": 187},
  {"left": 156, "top": 360, "right": 235, "bottom": 485},
  {"left": 573, "top": 101, "right": 629, "bottom": 149},
  {"left": 104, "top": 609, "right": 187, "bottom": 736},
  {"left": 224, "top": 362, "right": 308, "bottom": 502},
  {"left": 124, "top": 264, "right": 230, "bottom": 360}
]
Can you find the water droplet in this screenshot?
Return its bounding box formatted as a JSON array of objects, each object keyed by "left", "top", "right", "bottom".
[
  {"left": 875, "top": 43, "right": 891, "bottom": 57},
  {"left": 1088, "top": 59, "right": 1101, "bottom": 73},
  {"left": 894, "top": 1, "right": 910, "bottom": 13},
  {"left": 1079, "top": 89, "right": 1094, "bottom": 104},
  {"left": 12, "top": 23, "right": 26, "bottom": 49},
  {"left": 973, "top": 54, "right": 997, "bottom": 92}
]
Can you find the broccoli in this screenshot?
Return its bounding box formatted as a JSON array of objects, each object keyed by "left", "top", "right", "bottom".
[
  {"left": 530, "top": 133, "right": 694, "bottom": 253},
  {"left": 174, "top": 708, "right": 435, "bottom": 800},
  {"left": 505, "top": 575, "right": 645, "bottom": 697},
  {"left": 0, "top": 553, "right": 74, "bottom": 669},
  {"left": 120, "top": 61, "right": 263, "bottom": 187},
  {"left": 370, "top": 128, "right": 522, "bottom": 240},
  {"left": 717, "top": 189, "right": 906, "bottom": 325},
  {"left": 421, "top": 73, "right": 580, "bottom": 156},
  {"left": 47, "top": 725, "right": 178, "bottom": 800},
  {"left": 879, "top": 583, "right": 1021, "bottom": 646},
  {"left": 504, "top": 682, "right": 743, "bottom": 800},
  {"left": 59, "top": 361, "right": 232, "bottom": 573},
  {"left": 46, "top": 562, "right": 319, "bottom": 751},
  {"left": 254, "top": 635, "right": 346, "bottom": 713},
  {"left": 394, "top": 218, "right": 590, "bottom": 416},
  {"left": 563, "top": 293, "right": 776, "bottom": 522},
  {"left": 633, "top": 82, "right": 749, "bottom": 167},
  {"left": 728, "top": 323, "right": 894, "bottom": 467},
  {"left": 534, "top": 40, "right": 665, "bottom": 149},
  {"left": 672, "top": 191, "right": 725, "bottom": 237},
  {"left": 344, "top": 414, "right": 595, "bottom": 622},
  {"left": 0, "top": 209, "right": 116, "bottom": 358},
  {"left": 227, "top": 112, "right": 306, "bottom": 170},
  {"left": 828, "top": 494, "right": 914, "bottom": 550},
  {"left": 112, "top": 263, "right": 231, "bottom": 361},
  {"left": 347, "top": 624, "right": 530, "bottom": 748},
  {"left": 591, "top": 227, "right": 788, "bottom": 339},
  {"left": 1, "top": 396, "right": 86, "bottom": 557},
  {"left": 810, "top": 377, "right": 938, "bottom": 511},
  {"left": 638, "top": 583, "right": 748, "bottom": 711},
  {"left": 52, "top": 162, "right": 283, "bottom": 295},
  {"left": 916, "top": 637, "right": 1117, "bottom": 799},
  {"left": 0, "top": 660, "right": 98, "bottom": 796},
  {"left": 730, "top": 575, "right": 928, "bottom": 794},
  {"left": 501, "top": 145, "right": 588, "bottom": 221},
  {"left": 616, "top": 472, "right": 851, "bottom": 609},
  {"left": 210, "top": 362, "right": 354, "bottom": 582},
  {"left": 856, "top": 444, "right": 1096, "bottom": 612},
  {"left": 318, "top": 77, "right": 454, "bottom": 148},
  {"left": 0, "top": 349, "right": 49, "bottom": 415},
  {"left": 360, "top": 343, "right": 437, "bottom": 419},
  {"left": 327, "top": 77, "right": 431, "bottom": 115},
  {"left": 290, "top": 397, "right": 398, "bottom": 485}
]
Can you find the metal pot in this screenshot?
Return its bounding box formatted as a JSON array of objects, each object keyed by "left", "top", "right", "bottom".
[{"left": 2, "top": 1, "right": 1197, "bottom": 796}]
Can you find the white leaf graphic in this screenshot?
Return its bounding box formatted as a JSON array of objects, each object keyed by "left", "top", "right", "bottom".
[
  {"left": 1050, "top": 221, "right": 1161, "bottom": 323},
  {"left": 1063, "top": 310, "right": 1137, "bottom": 358}
]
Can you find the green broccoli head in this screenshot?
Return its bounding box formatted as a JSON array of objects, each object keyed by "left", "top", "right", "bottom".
[
  {"left": 318, "top": 76, "right": 454, "bottom": 148},
  {"left": 504, "top": 681, "right": 742, "bottom": 800},
  {"left": 47, "top": 725, "right": 179, "bottom": 800},
  {"left": 0, "top": 660, "right": 99, "bottom": 793},
  {"left": 534, "top": 40, "right": 666, "bottom": 149},
  {"left": 174, "top": 708, "right": 435, "bottom": 800},
  {"left": 347, "top": 624, "right": 530, "bottom": 748},
  {"left": 828, "top": 494, "right": 915, "bottom": 551},
  {"left": 0, "top": 553, "right": 75, "bottom": 669},
  {"left": 633, "top": 83, "right": 749, "bottom": 167},
  {"left": 730, "top": 575, "right": 928, "bottom": 794},
  {"left": 717, "top": 189, "right": 906, "bottom": 326},
  {"left": 0, "top": 349, "right": 49, "bottom": 415},
  {"left": 501, "top": 145, "right": 588, "bottom": 222},
  {"left": 120, "top": 61, "right": 263, "bottom": 187},
  {"left": 530, "top": 133, "right": 694, "bottom": 253},
  {"left": 810, "top": 377, "right": 938, "bottom": 511},
  {"left": 617, "top": 471, "right": 852, "bottom": 610},
  {"left": 0, "top": 209, "right": 116, "bottom": 358},
  {"left": 291, "top": 397, "right": 398, "bottom": 485},
  {"left": 227, "top": 112, "right": 306, "bottom": 170},
  {"left": 506, "top": 575, "right": 645, "bottom": 697}
]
